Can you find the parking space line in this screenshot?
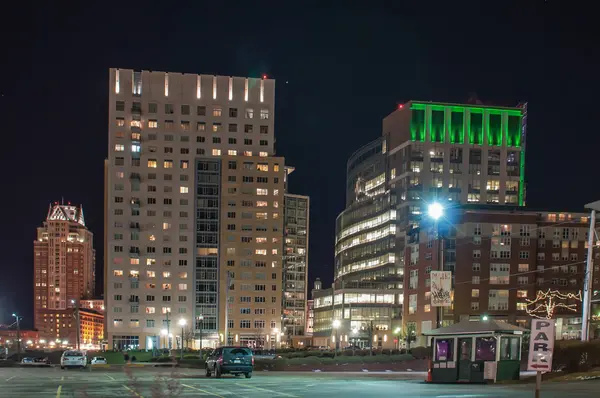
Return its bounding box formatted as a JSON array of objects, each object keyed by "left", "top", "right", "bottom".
[
  {"left": 56, "top": 385, "right": 62, "bottom": 398},
  {"left": 240, "top": 383, "right": 299, "bottom": 397},
  {"left": 105, "top": 374, "right": 116, "bottom": 381},
  {"left": 123, "top": 384, "right": 144, "bottom": 397},
  {"left": 61, "top": 376, "right": 64, "bottom": 381},
  {"left": 5, "top": 376, "right": 16, "bottom": 382},
  {"left": 182, "top": 383, "right": 225, "bottom": 397}
]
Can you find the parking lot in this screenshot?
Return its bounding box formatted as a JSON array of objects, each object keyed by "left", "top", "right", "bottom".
[{"left": 1, "top": 366, "right": 599, "bottom": 397}]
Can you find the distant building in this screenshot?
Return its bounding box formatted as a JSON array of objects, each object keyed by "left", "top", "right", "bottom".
[
  {"left": 306, "top": 299, "right": 314, "bottom": 336},
  {"left": 33, "top": 202, "right": 102, "bottom": 347}
]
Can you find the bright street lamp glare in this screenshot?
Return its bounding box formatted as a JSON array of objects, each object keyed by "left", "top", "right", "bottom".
[
  {"left": 160, "top": 329, "right": 168, "bottom": 336},
  {"left": 178, "top": 318, "right": 186, "bottom": 327},
  {"left": 332, "top": 320, "right": 341, "bottom": 329},
  {"left": 428, "top": 202, "right": 443, "bottom": 220}
]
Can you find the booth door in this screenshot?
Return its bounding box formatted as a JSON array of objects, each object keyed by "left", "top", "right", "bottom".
[{"left": 457, "top": 338, "right": 472, "bottom": 381}]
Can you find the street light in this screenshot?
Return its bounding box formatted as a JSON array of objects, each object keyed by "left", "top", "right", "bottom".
[
  {"left": 12, "top": 313, "right": 21, "bottom": 362},
  {"left": 197, "top": 315, "right": 204, "bottom": 359},
  {"left": 332, "top": 320, "right": 341, "bottom": 357},
  {"left": 427, "top": 202, "right": 443, "bottom": 221},
  {"left": 178, "top": 319, "right": 187, "bottom": 360}
]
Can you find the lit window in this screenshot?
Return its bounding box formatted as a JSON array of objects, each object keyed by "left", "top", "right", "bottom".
[
  {"left": 178, "top": 283, "right": 188, "bottom": 290},
  {"left": 273, "top": 213, "right": 279, "bottom": 219},
  {"left": 116, "top": 118, "right": 125, "bottom": 126},
  {"left": 244, "top": 151, "right": 252, "bottom": 156},
  {"left": 130, "top": 120, "right": 142, "bottom": 128},
  {"left": 179, "top": 272, "right": 188, "bottom": 278},
  {"left": 131, "top": 144, "right": 141, "bottom": 153},
  {"left": 213, "top": 107, "right": 222, "bottom": 117},
  {"left": 257, "top": 164, "right": 268, "bottom": 172},
  {"left": 257, "top": 188, "right": 268, "bottom": 196},
  {"left": 116, "top": 171, "right": 124, "bottom": 178},
  {"left": 228, "top": 150, "right": 237, "bottom": 156},
  {"left": 115, "top": 144, "right": 124, "bottom": 152},
  {"left": 274, "top": 164, "right": 280, "bottom": 172},
  {"left": 162, "top": 284, "right": 171, "bottom": 290},
  {"left": 212, "top": 123, "right": 222, "bottom": 132},
  {"left": 256, "top": 213, "right": 268, "bottom": 220},
  {"left": 272, "top": 249, "right": 278, "bottom": 255},
  {"left": 246, "top": 108, "right": 254, "bottom": 119},
  {"left": 164, "top": 160, "right": 173, "bottom": 169},
  {"left": 162, "top": 307, "right": 171, "bottom": 314},
  {"left": 256, "top": 249, "right": 267, "bottom": 255},
  {"left": 163, "top": 223, "right": 171, "bottom": 230},
  {"left": 146, "top": 307, "right": 155, "bottom": 314},
  {"left": 130, "top": 258, "right": 139, "bottom": 265},
  {"left": 149, "top": 235, "right": 156, "bottom": 241},
  {"left": 146, "top": 258, "right": 156, "bottom": 266},
  {"left": 273, "top": 189, "right": 279, "bottom": 196},
  {"left": 256, "top": 237, "right": 267, "bottom": 243},
  {"left": 163, "top": 272, "right": 171, "bottom": 278},
  {"left": 180, "top": 187, "right": 188, "bottom": 194},
  {"left": 113, "top": 270, "right": 123, "bottom": 276},
  {"left": 273, "top": 201, "right": 279, "bottom": 208},
  {"left": 148, "top": 120, "right": 158, "bottom": 128},
  {"left": 260, "top": 109, "right": 269, "bottom": 119},
  {"left": 147, "top": 271, "right": 155, "bottom": 278},
  {"left": 148, "top": 160, "right": 157, "bottom": 168},
  {"left": 180, "top": 160, "right": 188, "bottom": 169},
  {"left": 257, "top": 201, "right": 267, "bottom": 207},
  {"left": 212, "top": 149, "right": 221, "bottom": 156},
  {"left": 259, "top": 152, "right": 268, "bottom": 157}
]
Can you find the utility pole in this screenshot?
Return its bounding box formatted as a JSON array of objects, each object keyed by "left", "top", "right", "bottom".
[
  {"left": 12, "top": 313, "right": 21, "bottom": 362},
  {"left": 582, "top": 202, "right": 599, "bottom": 341}
]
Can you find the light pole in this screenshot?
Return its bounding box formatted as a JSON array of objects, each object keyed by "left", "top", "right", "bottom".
[
  {"left": 427, "top": 202, "right": 444, "bottom": 329},
  {"left": 71, "top": 299, "right": 80, "bottom": 350},
  {"left": 178, "top": 319, "right": 186, "bottom": 360},
  {"left": 12, "top": 313, "right": 22, "bottom": 362},
  {"left": 582, "top": 200, "right": 600, "bottom": 341},
  {"left": 332, "top": 320, "right": 341, "bottom": 357},
  {"left": 160, "top": 329, "right": 168, "bottom": 350},
  {"left": 272, "top": 328, "right": 279, "bottom": 350},
  {"left": 197, "top": 315, "right": 204, "bottom": 359}
]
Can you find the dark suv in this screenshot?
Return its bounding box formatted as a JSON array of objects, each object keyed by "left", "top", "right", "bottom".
[{"left": 205, "top": 346, "right": 254, "bottom": 378}]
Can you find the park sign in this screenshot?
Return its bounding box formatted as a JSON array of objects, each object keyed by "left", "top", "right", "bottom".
[
  {"left": 430, "top": 271, "right": 452, "bottom": 307},
  {"left": 527, "top": 319, "right": 555, "bottom": 371}
]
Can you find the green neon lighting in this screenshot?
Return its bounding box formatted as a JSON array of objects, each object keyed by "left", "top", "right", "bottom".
[
  {"left": 412, "top": 102, "right": 522, "bottom": 116},
  {"left": 431, "top": 110, "right": 445, "bottom": 143},
  {"left": 507, "top": 116, "right": 521, "bottom": 147},
  {"left": 469, "top": 112, "right": 483, "bottom": 145},
  {"left": 449, "top": 111, "right": 464, "bottom": 144},
  {"left": 410, "top": 109, "right": 425, "bottom": 141},
  {"left": 488, "top": 114, "right": 502, "bottom": 146}
]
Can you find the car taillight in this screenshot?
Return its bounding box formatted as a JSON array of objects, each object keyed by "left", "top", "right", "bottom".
[
  {"left": 251, "top": 356, "right": 254, "bottom": 365},
  {"left": 217, "top": 356, "right": 223, "bottom": 364}
]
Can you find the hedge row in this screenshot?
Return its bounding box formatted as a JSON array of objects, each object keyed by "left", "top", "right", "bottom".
[{"left": 552, "top": 340, "right": 600, "bottom": 372}]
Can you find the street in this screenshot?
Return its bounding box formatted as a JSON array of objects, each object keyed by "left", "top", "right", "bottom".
[{"left": 0, "top": 367, "right": 599, "bottom": 397}]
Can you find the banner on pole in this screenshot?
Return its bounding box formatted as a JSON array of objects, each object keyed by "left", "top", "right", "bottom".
[
  {"left": 430, "top": 271, "right": 452, "bottom": 307},
  {"left": 527, "top": 319, "right": 555, "bottom": 372}
]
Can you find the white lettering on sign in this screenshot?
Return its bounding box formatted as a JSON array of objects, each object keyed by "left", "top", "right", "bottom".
[{"left": 527, "top": 319, "right": 555, "bottom": 372}]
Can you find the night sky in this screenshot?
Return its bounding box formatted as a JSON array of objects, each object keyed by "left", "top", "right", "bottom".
[{"left": 1, "top": 2, "right": 597, "bottom": 328}]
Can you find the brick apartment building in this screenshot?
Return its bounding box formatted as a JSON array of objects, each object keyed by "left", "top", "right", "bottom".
[{"left": 404, "top": 205, "right": 600, "bottom": 346}]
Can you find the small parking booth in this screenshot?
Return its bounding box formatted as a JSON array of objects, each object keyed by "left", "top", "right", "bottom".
[{"left": 424, "top": 319, "right": 527, "bottom": 383}]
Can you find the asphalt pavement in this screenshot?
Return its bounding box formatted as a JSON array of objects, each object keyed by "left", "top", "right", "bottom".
[{"left": 0, "top": 366, "right": 598, "bottom": 397}]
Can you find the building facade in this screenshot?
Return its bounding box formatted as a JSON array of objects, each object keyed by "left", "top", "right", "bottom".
[
  {"left": 105, "top": 68, "right": 309, "bottom": 350},
  {"left": 312, "top": 101, "right": 527, "bottom": 349},
  {"left": 34, "top": 203, "right": 96, "bottom": 344},
  {"left": 404, "top": 206, "right": 600, "bottom": 345},
  {"left": 283, "top": 194, "right": 310, "bottom": 345}
]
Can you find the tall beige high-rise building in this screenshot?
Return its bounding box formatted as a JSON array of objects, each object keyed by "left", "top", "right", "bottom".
[
  {"left": 34, "top": 203, "right": 96, "bottom": 343},
  {"left": 105, "top": 68, "right": 308, "bottom": 350}
]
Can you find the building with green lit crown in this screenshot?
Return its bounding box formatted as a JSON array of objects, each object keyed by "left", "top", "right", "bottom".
[{"left": 311, "top": 101, "right": 527, "bottom": 350}]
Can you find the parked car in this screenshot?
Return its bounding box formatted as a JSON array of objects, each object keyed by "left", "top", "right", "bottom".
[
  {"left": 21, "top": 357, "right": 34, "bottom": 364},
  {"left": 60, "top": 350, "right": 87, "bottom": 369},
  {"left": 90, "top": 356, "right": 107, "bottom": 365},
  {"left": 205, "top": 346, "right": 254, "bottom": 378},
  {"left": 34, "top": 357, "right": 49, "bottom": 364}
]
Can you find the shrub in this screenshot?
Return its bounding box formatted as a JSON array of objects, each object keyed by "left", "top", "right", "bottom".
[
  {"left": 409, "top": 346, "right": 431, "bottom": 359},
  {"left": 553, "top": 340, "right": 600, "bottom": 372},
  {"left": 183, "top": 354, "right": 202, "bottom": 360}
]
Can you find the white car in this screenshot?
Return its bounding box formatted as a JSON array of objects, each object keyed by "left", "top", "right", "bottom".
[
  {"left": 90, "top": 356, "right": 107, "bottom": 365},
  {"left": 60, "top": 350, "right": 87, "bottom": 369}
]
